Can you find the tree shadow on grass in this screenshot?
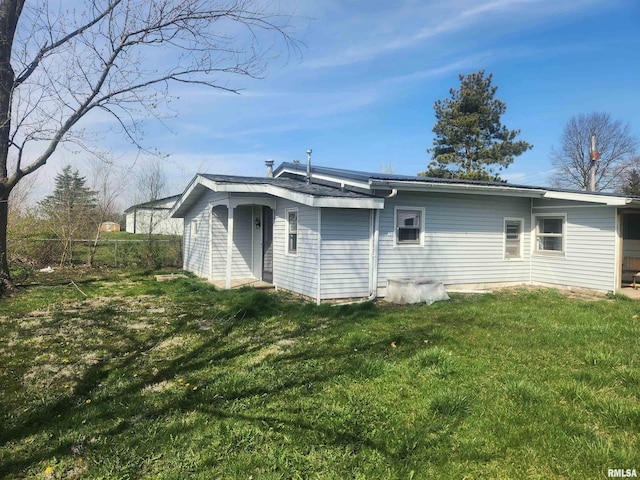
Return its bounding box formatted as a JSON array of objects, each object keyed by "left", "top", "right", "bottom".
[{"left": 0, "top": 285, "right": 476, "bottom": 478}]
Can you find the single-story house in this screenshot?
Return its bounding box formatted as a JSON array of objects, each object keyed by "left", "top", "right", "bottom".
[
  {"left": 170, "top": 161, "right": 640, "bottom": 303},
  {"left": 125, "top": 195, "right": 184, "bottom": 235}
]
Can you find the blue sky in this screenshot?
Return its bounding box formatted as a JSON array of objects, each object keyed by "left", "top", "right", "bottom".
[{"left": 46, "top": 0, "right": 640, "bottom": 202}]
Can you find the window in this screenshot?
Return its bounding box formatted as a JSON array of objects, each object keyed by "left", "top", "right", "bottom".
[
  {"left": 535, "top": 215, "right": 565, "bottom": 254},
  {"left": 504, "top": 218, "right": 523, "bottom": 260},
  {"left": 395, "top": 208, "right": 424, "bottom": 245},
  {"left": 286, "top": 209, "right": 298, "bottom": 254},
  {"left": 191, "top": 219, "right": 198, "bottom": 237}
]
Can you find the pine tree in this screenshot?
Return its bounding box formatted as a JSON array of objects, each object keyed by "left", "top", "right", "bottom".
[
  {"left": 39, "top": 166, "right": 98, "bottom": 265},
  {"left": 423, "top": 70, "right": 532, "bottom": 181}
]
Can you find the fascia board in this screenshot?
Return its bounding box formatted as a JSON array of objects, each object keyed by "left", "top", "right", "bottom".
[
  {"left": 543, "top": 191, "right": 629, "bottom": 206},
  {"left": 265, "top": 185, "right": 383, "bottom": 209},
  {"left": 170, "top": 175, "right": 220, "bottom": 217},
  {"left": 172, "top": 176, "right": 383, "bottom": 214},
  {"left": 371, "top": 180, "right": 547, "bottom": 198},
  {"left": 170, "top": 176, "right": 199, "bottom": 218}
]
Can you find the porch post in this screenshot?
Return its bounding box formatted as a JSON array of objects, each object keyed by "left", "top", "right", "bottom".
[{"left": 226, "top": 206, "right": 234, "bottom": 289}]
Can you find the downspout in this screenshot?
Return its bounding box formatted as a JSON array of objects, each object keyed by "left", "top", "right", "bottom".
[
  {"left": 529, "top": 197, "right": 533, "bottom": 285},
  {"left": 368, "top": 209, "right": 380, "bottom": 301},
  {"left": 614, "top": 208, "right": 621, "bottom": 293},
  {"left": 317, "top": 208, "right": 322, "bottom": 305}
]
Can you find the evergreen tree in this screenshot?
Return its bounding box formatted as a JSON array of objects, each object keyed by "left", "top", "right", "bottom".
[
  {"left": 422, "top": 70, "right": 532, "bottom": 181},
  {"left": 39, "top": 166, "right": 98, "bottom": 265}
]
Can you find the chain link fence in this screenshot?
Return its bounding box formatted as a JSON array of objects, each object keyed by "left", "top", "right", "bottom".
[{"left": 8, "top": 237, "right": 183, "bottom": 269}]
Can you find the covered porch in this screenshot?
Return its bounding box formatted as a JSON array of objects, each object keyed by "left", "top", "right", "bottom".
[{"left": 209, "top": 195, "right": 275, "bottom": 289}]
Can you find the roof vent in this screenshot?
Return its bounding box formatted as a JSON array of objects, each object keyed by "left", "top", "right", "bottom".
[
  {"left": 265, "top": 159, "right": 274, "bottom": 177},
  {"left": 306, "top": 148, "right": 312, "bottom": 184}
]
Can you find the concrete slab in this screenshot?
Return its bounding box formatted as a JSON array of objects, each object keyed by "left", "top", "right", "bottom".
[{"left": 210, "top": 278, "right": 274, "bottom": 290}]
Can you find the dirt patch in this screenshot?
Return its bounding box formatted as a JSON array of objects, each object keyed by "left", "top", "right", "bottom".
[{"left": 496, "top": 284, "right": 608, "bottom": 301}]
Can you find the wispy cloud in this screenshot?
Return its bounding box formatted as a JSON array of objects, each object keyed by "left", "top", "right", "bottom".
[{"left": 304, "top": 0, "right": 609, "bottom": 69}]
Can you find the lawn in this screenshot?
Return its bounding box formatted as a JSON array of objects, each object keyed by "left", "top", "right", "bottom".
[{"left": 1, "top": 269, "right": 639, "bottom": 479}]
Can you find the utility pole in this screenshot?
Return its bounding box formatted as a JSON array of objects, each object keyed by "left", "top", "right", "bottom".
[{"left": 589, "top": 133, "right": 599, "bottom": 191}]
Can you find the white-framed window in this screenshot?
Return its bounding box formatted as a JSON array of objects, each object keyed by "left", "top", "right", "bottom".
[
  {"left": 285, "top": 208, "right": 298, "bottom": 254},
  {"left": 394, "top": 207, "right": 424, "bottom": 246},
  {"left": 534, "top": 215, "right": 566, "bottom": 254},
  {"left": 191, "top": 219, "right": 198, "bottom": 237},
  {"left": 504, "top": 218, "right": 524, "bottom": 260}
]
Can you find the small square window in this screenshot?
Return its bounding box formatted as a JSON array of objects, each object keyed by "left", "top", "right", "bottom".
[
  {"left": 191, "top": 219, "right": 198, "bottom": 237},
  {"left": 535, "top": 215, "right": 565, "bottom": 254}
]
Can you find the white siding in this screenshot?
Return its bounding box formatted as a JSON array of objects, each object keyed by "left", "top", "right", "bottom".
[
  {"left": 531, "top": 201, "right": 616, "bottom": 291},
  {"left": 183, "top": 193, "right": 222, "bottom": 277},
  {"left": 273, "top": 199, "right": 318, "bottom": 299},
  {"left": 126, "top": 197, "right": 184, "bottom": 235},
  {"left": 320, "top": 208, "right": 371, "bottom": 299},
  {"left": 210, "top": 205, "right": 227, "bottom": 280},
  {"left": 377, "top": 192, "right": 532, "bottom": 288},
  {"left": 207, "top": 204, "right": 254, "bottom": 280}
]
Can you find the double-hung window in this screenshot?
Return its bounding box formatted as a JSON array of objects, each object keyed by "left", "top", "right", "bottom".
[
  {"left": 535, "top": 215, "right": 565, "bottom": 254},
  {"left": 504, "top": 218, "right": 523, "bottom": 260},
  {"left": 286, "top": 209, "right": 298, "bottom": 254},
  {"left": 395, "top": 207, "right": 424, "bottom": 245}
]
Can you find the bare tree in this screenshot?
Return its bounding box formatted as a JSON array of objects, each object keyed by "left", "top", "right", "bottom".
[
  {"left": 550, "top": 112, "right": 638, "bottom": 191},
  {"left": 0, "top": 0, "right": 298, "bottom": 292},
  {"left": 87, "top": 157, "right": 128, "bottom": 266},
  {"left": 133, "top": 158, "right": 171, "bottom": 267},
  {"left": 133, "top": 157, "right": 168, "bottom": 233}
]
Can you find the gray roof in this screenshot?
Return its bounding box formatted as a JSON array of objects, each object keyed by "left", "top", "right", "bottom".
[
  {"left": 199, "top": 174, "right": 376, "bottom": 199},
  {"left": 274, "top": 161, "right": 639, "bottom": 199},
  {"left": 124, "top": 194, "right": 181, "bottom": 213}
]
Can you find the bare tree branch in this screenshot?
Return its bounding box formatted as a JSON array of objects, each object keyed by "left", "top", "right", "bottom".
[
  {"left": 550, "top": 112, "right": 639, "bottom": 192},
  {"left": 0, "top": 0, "right": 301, "bottom": 287}
]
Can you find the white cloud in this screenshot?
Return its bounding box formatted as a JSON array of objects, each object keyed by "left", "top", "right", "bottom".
[{"left": 303, "top": 0, "right": 610, "bottom": 69}]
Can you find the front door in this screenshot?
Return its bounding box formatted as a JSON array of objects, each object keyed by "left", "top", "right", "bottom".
[{"left": 262, "top": 206, "right": 273, "bottom": 283}]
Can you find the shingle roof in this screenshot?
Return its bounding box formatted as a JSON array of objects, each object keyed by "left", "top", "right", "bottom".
[
  {"left": 275, "top": 161, "right": 639, "bottom": 199},
  {"left": 199, "top": 174, "right": 376, "bottom": 199}
]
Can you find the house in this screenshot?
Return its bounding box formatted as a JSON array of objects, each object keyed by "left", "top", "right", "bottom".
[
  {"left": 170, "top": 161, "right": 640, "bottom": 303},
  {"left": 125, "top": 195, "right": 184, "bottom": 235}
]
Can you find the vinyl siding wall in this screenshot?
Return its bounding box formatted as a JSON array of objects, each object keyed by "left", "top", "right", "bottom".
[
  {"left": 377, "top": 192, "right": 532, "bottom": 289},
  {"left": 183, "top": 192, "right": 222, "bottom": 277},
  {"left": 531, "top": 200, "right": 616, "bottom": 291},
  {"left": 126, "top": 197, "right": 184, "bottom": 235},
  {"left": 209, "top": 205, "right": 253, "bottom": 280},
  {"left": 183, "top": 192, "right": 254, "bottom": 281},
  {"left": 273, "top": 199, "right": 319, "bottom": 299},
  {"left": 320, "top": 208, "right": 371, "bottom": 299}
]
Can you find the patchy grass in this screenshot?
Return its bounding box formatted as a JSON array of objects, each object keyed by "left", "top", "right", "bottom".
[{"left": 1, "top": 272, "right": 639, "bottom": 479}]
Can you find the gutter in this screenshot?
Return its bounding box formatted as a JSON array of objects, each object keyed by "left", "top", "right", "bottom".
[{"left": 371, "top": 179, "right": 547, "bottom": 198}]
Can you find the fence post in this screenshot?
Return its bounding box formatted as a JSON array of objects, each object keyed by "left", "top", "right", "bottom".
[{"left": 114, "top": 240, "right": 118, "bottom": 268}]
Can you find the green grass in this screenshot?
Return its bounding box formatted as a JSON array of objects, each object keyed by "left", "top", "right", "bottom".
[{"left": 1, "top": 273, "right": 639, "bottom": 479}]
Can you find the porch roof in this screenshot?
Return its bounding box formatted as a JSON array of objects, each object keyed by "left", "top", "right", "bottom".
[{"left": 171, "top": 173, "right": 384, "bottom": 218}]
